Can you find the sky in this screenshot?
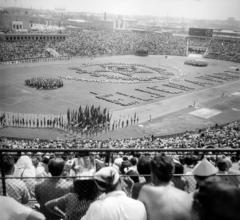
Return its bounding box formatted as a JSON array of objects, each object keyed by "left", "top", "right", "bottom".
[{"left": 1, "top": 0, "right": 240, "bottom": 20}]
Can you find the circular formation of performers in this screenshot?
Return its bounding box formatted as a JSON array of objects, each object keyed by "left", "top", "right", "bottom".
[{"left": 25, "top": 77, "right": 63, "bottom": 90}]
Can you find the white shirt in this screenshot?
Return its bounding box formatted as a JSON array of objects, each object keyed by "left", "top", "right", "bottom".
[
  {"left": 0, "top": 196, "right": 31, "bottom": 220},
  {"left": 81, "top": 190, "right": 147, "bottom": 220}
]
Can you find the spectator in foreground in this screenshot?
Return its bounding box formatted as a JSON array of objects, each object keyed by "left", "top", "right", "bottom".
[
  {"left": 35, "top": 158, "right": 72, "bottom": 220},
  {"left": 192, "top": 178, "right": 240, "bottom": 220},
  {"left": 0, "top": 196, "right": 45, "bottom": 220},
  {"left": 138, "top": 154, "right": 192, "bottom": 220},
  {"left": 45, "top": 178, "right": 98, "bottom": 220},
  {"left": 81, "top": 167, "right": 147, "bottom": 220},
  {"left": 0, "top": 154, "right": 30, "bottom": 204}
]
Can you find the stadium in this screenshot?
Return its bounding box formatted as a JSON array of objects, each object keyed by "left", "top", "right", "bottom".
[{"left": 1, "top": 4, "right": 240, "bottom": 220}]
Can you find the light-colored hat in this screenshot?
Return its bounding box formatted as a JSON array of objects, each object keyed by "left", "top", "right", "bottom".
[
  {"left": 94, "top": 167, "right": 120, "bottom": 191},
  {"left": 114, "top": 158, "right": 123, "bottom": 167},
  {"left": 192, "top": 158, "right": 218, "bottom": 176}
]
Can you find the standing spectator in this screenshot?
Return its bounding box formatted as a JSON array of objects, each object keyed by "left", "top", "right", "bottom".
[
  {"left": 0, "top": 154, "right": 30, "bottom": 204},
  {"left": 138, "top": 154, "right": 192, "bottom": 220},
  {"left": 35, "top": 158, "right": 72, "bottom": 220},
  {"left": 0, "top": 196, "right": 45, "bottom": 220},
  {"left": 45, "top": 178, "right": 98, "bottom": 220},
  {"left": 81, "top": 167, "right": 147, "bottom": 220}
]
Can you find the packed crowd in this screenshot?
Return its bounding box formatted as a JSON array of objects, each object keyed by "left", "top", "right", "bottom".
[
  {"left": 25, "top": 77, "right": 64, "bottom": 90},
  {"left": 206, "top": 38, "right": 240, "bottom": 62},
  {"left": 50, "top": 31, "right": 186, "bottom": 57},
  {"left": 0, "top": 30, "right": 186, "bottom": 62},
  {"left": 1, "top": 30, "right": 240, "bottom": 63},
  {"left": 0, "top": 40, "right": 54, "bottom": 62},
  {"left": 1, "top": 151, "right": 240, "bottom": 220}
]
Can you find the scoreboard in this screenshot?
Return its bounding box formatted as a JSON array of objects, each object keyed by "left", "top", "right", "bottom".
[{"left": 189, "top": 28, "right": 213, "bottom": 37}]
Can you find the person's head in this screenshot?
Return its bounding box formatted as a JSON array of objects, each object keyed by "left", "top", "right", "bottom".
[
  {"left": 94, "top": 167, "right": 120, "bottom": 193},
  {"left": 42, "top": 155, "right": 50, "bottom": 165},
  {"left": 120, "top": 160, "right": 132, "bottom": 174},
  {"left": 48, "top": 158, "right": 65, "bottom": 176},
  {"left": 32, "top": 157, "right": 39, "bottom": 168},
  {"left": 184, "top": 156, "right": 198, "bottom": 167},
  {"left": 217, "top": 159, "right": 229, "bottom": 172},
  {"left": 137, "top": 156, "right": 151, "bottom": 181},
  {"left": 130, "top": 157, "right": 137, "bottom": 166},
  {"left": 73, "top": 179, "right": 98, "bottom": 201},
  {"left": 1, "top": 154, "right": 15, "bottom": 175},
  {"left": 15, "top": 155, "right": 33, "bottom": 169},
  {"left": 174, "top": 162, "right": 184, "bottom": 175},
  {"left": 150, "top": 154, "right": 175, "bottom": 184},
  {"left": 192, "top": 178, "right": 240, "bottom": 220},
  {"left": 192, "top": 158, "right": 218, "bottom": 186}
]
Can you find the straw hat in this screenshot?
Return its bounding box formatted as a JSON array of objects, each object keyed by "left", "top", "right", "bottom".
[{"left": 192, "top": 158, "right": 218, "bottom": 177}]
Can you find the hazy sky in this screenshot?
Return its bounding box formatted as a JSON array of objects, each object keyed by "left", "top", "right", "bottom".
[{"left": 1, "top": 0, "right": 240, "bottom": 20}]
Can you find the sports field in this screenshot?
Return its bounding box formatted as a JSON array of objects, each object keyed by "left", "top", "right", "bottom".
[{"left": 0, "top": 55, "right": 240, "bottom": 139}]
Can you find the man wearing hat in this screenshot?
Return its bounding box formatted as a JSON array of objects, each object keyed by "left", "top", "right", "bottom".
[{"left": 81, "top": 167, "right": 146, "bottom": 220}]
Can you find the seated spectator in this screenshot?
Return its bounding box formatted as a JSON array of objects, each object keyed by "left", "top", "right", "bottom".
[
  {"left": 32, "top": 155, "right": 49, "bottom": 178},
  {"left": 138, "top": 154, "right": 192, "bottom": 220},
  {"left": 35, "top": 158, "right": 72, "bottom": 220},
  {"left": 0, "top": 154, "right": 30, "bottom": 204},
  {"left": 183, "top": 156, "right": 197, "bottom": 193},
  {"left": 192, "top": 178, "right": 240, "bottom": 220},
  {"left": 0, "top": 196, "right": 45, "bottom": 220},
  {"left": 120, "top": 156, "right": 132, "bottom": 174},
  {"left": 131, "top": 156, "right": 151, "bottom": 199},
  {"left": 113, "top": 157, "right": 123, "bottom": 173},
  {"left": 45, "top": 178, "right": 98, "bottom": 220},
  {"left": 129, "top": 157, "right": 138, "bottom": 172},
  {"left": 217, "top": 157, "right": 240, "bottom": 187},
  {"left": 172, "top": 161, "right": 187, "bottom": 191},
  {"left": 14, "top": 155, "right": 36, "bottom": 197},
  {"left": 81, "top": 167, "right": 147, "bottom": 220},
  {"left": 192, "top": 157, "right": 218, "bottom": 190}
]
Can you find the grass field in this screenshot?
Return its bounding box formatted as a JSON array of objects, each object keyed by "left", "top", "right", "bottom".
[{"left": 1, "top": 55, "right": 240, "bottom": 139}]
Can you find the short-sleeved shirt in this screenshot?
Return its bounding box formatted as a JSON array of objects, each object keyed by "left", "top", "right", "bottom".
[
  {"left": 0, "top": 177, "right": 30, "bottom": 204},
  {"left": 81, "top": 191, "right": 147, "bottom": 220}
]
